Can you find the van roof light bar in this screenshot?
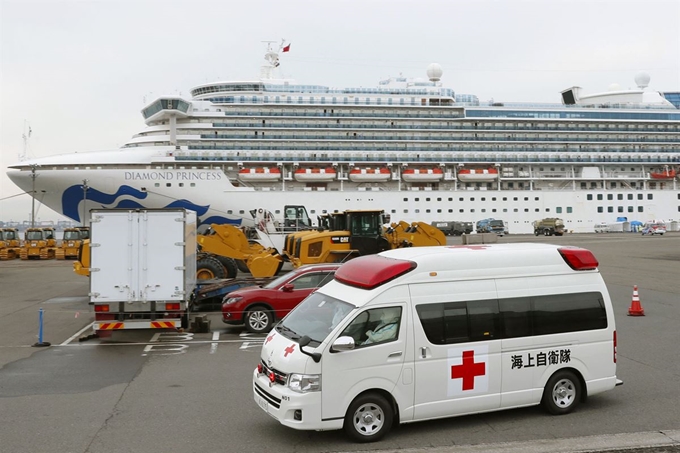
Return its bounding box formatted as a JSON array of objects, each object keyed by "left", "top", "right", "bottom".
[
  {"left": 558, "top": 247, "right": 599, "bottom": 271},
  {"left": 335, "top": 255, "right": 417, "bottom": 290}
]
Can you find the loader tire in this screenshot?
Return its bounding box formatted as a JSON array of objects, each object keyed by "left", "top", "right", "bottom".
[
  {"left": 215, "top": 256, "right": 238, "bottom": 278},
  {"left": 235, "top": 259, "right": 250, "bottom": 274},
  {"left": 196, "top": 255, "right": 228, "bottom": 280}
]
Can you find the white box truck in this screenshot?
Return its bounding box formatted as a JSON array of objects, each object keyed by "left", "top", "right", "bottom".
[{"left": 89, "top": 209, "right": 196, "bottom": 336}]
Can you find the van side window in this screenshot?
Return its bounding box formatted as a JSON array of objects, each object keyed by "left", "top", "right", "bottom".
[
  {"left": 532, "top": 292, "right": 607, "bottom": 335},
  {"left": 340, "top": 307, "right": 402, "bottom": 346},
  {"left": 499, "top": 292, "right": 606, "bottom": 337},
  {"left": 416, "top": 292, "right": 607, "bottom": 345},
  {"left": 417, "top": 300, "right": 499, "bottom": 345}
]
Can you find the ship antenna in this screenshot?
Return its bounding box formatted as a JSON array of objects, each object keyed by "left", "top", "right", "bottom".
[
  {"left": 261, "top": 40, "right": 279, "bottom": 79},
  {"left": 261, "top": 39, "right": 288, "bottom": 80},
  {"left": 20, "top": 120, "right": 32, "bottom": 162}
]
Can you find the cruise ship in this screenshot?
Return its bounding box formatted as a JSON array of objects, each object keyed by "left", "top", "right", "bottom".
[{"left": 7, "top": 42, "right": 680, "bottom": 235}]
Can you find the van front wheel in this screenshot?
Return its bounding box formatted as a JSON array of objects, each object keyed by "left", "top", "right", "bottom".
[
  {"left": 542, "top": 370, "right": 581, "bottom": 415},
  {"left": 344, "top": 393, "right": 392, "bottom": 443}
]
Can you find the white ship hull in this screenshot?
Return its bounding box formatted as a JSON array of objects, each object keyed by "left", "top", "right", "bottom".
[{"left": 7, "top": 147, "right": 679, "bottom": 235}]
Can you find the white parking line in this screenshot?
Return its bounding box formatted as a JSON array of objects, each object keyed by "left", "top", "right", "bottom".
[
  {"left": 60, "top": 322, "right": 94, "bottom": 346},
  {"left": 210, "top": 331, "right": 220, "bottom": 354}
]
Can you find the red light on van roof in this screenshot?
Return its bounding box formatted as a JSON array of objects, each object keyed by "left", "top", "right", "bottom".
[
  {"left": 558, "top": 247, "right": 599, "bottom": 270},
  {"left": 335, "top": 255, "right": 417, "bottom": 290}
]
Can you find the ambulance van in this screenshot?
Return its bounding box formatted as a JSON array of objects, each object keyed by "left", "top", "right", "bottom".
[{"left": 253, "top": 244, "right": 621, "bottom": 442}]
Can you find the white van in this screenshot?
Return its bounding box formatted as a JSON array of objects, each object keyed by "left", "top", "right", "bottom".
[{"left": 253, "top": 244, "right": 621, "bottom": 442}]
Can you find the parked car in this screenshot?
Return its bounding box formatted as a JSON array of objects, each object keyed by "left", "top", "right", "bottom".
[
  {"left": 641, "top": 223, "right": 666, "bottom": 236},
  {"left": 222, "top": 263, "right": 340, "bottom": 333},
  {"left": 594, "top": 222, "right": 610, "bottom": 233}
]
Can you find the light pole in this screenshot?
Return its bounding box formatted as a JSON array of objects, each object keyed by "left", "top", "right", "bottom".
[
  {"left": 82, "top": 179, "right": 89, "bottom": 227},
  {"left": 30, "top": 164, "right": 39, "bottom": 227}
]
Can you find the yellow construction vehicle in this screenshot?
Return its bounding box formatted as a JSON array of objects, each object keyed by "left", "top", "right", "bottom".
[
  {"left": 73, "top": 239, "right": 90, "bottom": 276},
  {"left": 282, "top": 209, "right": 447, "bottom": 268},
  {"left": 74, "top": 207, "right": 444, "bottom": 279},
  {"left": 196, "top": 224, "right": 284, "bottom": 279},
  {"left": 20, "top": 227, "right": 57, "bottom": 260},
  {"left": 56, "top": 227, "right": 90, "bottom": 259},
  {"left": 0, "top": 228, "right": 22, "bottom": 260}
]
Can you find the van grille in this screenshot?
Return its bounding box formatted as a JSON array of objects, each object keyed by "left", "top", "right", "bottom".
[{"left": 254, "top": 383, "right": 282, "bottom": 409}]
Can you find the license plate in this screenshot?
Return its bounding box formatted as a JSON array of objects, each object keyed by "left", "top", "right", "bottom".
[{"left": 257, "top": 395, "right": 268, "bottom": 412}]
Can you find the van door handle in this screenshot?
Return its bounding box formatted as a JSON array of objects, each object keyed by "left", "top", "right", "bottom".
[
  {"left": 420, "top": 347, "right": 427, "bottom": 358},
  {"left": 387, "top": 351, "right": 402, "bottom": 358}
]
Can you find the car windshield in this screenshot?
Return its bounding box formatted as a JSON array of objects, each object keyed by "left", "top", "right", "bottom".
[
  {"left": 263, "top": 272, "right": 294, "bottom": 289},
  {"left": 277, "top": 292, "right": 355, "bottom": 345}
]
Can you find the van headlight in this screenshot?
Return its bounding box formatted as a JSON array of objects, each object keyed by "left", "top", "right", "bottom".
[{"left": 288, "top": 373, "right": 321, "bottom": 393}]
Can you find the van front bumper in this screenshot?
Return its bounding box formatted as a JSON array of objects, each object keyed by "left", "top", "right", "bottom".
[{"left": 252, "top": 370, "right": 342, "bottom": 431}]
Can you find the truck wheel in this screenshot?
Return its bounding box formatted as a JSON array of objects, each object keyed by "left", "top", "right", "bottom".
[
  {"left": 534, "top": 230, "right": 540, "bottom": 236},
  {"left": 215, "top": 256, "right": 238, "bottom": 278},
  {"left": 541, "top": 370, "right": 581, "bottom": 415},
  {"left": 245, "top": 306, "right": 273, "bottom": 333},
  {"left": 344, "top": 392, "right": 393, "bottom": 443},
  {"left": 196, "top": 256, "right": 227, "bottom": 280}
]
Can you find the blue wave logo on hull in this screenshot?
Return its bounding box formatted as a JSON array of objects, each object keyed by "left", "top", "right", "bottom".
[{"left": 61, "top": 184, "right": 238, "bottom": 226}]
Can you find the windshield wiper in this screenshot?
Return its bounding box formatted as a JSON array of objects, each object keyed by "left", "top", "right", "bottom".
[{"left": 275, "top": 324, "right": 300, "bottom": 340}]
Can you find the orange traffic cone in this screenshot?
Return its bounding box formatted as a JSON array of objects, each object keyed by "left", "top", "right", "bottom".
[{"left": 628, "top": 285, "right": 645, "bottom": 316}]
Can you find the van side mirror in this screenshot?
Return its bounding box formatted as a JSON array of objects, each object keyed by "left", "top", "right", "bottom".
[
  {"left": 330, "top": 336, "right": 355, "bottom": 352},
  {"left": 298, "top": 336, "right": 321, "bottom": 363},
  {"left": 282, "top": 284, "right": 294, "bottom": 292}
]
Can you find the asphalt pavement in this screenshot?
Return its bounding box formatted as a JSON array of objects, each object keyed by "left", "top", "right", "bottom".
[{"left": 0, "top": 232, "right": 679, "bottom": 453}]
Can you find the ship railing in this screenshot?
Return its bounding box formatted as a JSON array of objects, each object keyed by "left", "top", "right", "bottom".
[
  {"left": 200, "top": 133, "right": 680, "bottom": 144},
  {"left": 178, "top": 153, "right": 676, "bottom": 165},
  {"left": 218, "top": 108, "right": 680, "bottom": 123},
  {"left": 211, "top": 121, "right": 680, "bottom": 134}
]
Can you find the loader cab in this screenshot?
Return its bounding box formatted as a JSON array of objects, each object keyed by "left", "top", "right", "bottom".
[
  {"left": 317, "top": 213, "right": 346, "bottom": 232},
  {"left": 283, "top": 205, "right": 312, "bottom": 232},
  {"left": 346, "top": 210, "right": 390, "bottom": 255}
]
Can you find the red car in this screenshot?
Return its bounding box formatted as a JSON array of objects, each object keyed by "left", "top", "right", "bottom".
[{"left": 222, "top": 264, "right": 340, "bottom": 333}]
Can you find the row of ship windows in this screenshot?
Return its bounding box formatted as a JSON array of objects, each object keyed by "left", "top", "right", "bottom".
[
  {"left": 198, "top": 132, "right": 679, "bottom": 143},
  {"left": 177, "top": 116, "right": 680, "bottom": 132},
  {"left": 206, "top": 105, "right": 680, "bottom": 121},
  {"left": 190, "top": 84, "right": 453, "bottom": 97},
  {"left": 146, "top": 184, "right": 659, "bottom": 203},
  {"left": 183, "top": 143, "right": 677, "bottom": 153},
  {"left": 204, "top": 121, "right": 680, "bottom": 133},
  {"left": 226, "top": 206, "right": 654, "bottom": 215}
]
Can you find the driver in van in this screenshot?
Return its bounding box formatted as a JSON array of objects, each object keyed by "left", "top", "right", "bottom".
[{"left": 363, "top": 308, "right": 400, "bottom": 344}]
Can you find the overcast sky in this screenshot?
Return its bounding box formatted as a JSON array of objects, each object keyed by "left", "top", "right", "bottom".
[{"left": 1, "top": 0, "right": 679, "bottom": 221}]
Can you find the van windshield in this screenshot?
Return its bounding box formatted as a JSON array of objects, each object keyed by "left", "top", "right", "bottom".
[{"left": 277, "top": 292, "right": 355, "bottom": 345}]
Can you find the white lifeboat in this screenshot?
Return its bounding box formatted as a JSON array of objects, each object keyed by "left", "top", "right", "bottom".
[
  {"left": 348, "top": 167, "right": 391, "bottom": 182},
  {"left": 238, "top": 167, "right": 281, "bottom": 182},
  {"left": 402, "top": 168, "right": 444, "bottom": 182},
  {"left": 457, "top": 167, "right": 499, "bottom": 182},
  {"left": 294, "top": 167, "right": 337, "bottom": 182}
]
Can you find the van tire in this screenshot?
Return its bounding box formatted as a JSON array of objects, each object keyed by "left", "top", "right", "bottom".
[
  {"left": 245, "top": 306, "right": 273, "bottom": 333},
  {"left": 344, "top": 392, "right": 392, "bottom": 443},
  {"left": 542, "top": 370, "right": 581, "bottom": 415}
]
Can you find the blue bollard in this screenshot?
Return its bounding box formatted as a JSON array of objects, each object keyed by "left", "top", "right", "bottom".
[{"left": 32, "top": 307, "right": 51, "bottom": 347}]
